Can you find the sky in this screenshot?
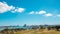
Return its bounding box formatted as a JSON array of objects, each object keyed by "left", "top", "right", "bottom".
[{"left": 0, "top": 0, "right": 60, "bottom": 26}]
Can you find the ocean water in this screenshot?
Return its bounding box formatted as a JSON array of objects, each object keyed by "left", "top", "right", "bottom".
[
  {"left": 0, "top": 28, "right": 5, "bottom": 31},
  {"left": 0, "top": 26, "right": 30, "bottom": 31}
]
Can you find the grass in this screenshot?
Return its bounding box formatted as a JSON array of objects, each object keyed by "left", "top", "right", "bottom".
[{"left": 1, "top": 29, "right": 60, "bottom": 34}]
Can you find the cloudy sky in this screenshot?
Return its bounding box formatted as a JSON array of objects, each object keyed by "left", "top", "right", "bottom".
[{"left": 0, "top": 0, "right": 60, "bottom": 26}]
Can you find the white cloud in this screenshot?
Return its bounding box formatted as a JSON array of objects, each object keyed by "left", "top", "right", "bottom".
[
  {"left": 0, "top": 2, "right": 25, "bottom": 13},
  {"left": 0, "top": 2, "right": 15, "bottom": 13},
  {"left": 29, "top": 11, "right": 34, "bottom": 14},
  {"left": 44, "top": 13, "right": 53, "bottom": 17},
  {"left": 38, "top": 10, "right": 46, "bottom": 14},
  {"left": 14, "top": 8, "right": 25, "bottom": 13},
  {"left": 29, "top": 10, "right": 46, "bottom": 15},
  {"left": 29, "top": 10, "right": 53, "bottom": 17}
]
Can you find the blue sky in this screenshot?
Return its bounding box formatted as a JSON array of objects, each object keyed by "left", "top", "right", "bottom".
[{"left": 0, "top": 0, "right": 60, "bottom": 26}]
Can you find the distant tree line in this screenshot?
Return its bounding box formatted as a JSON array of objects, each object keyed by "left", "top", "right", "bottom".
[{"left": 0, "top": 24, "right": 60, "bottom": 34}]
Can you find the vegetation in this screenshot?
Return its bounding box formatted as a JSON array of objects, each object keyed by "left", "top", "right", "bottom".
[{"left": 0, "top": 25, "right": 60, "bottom": 34}]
